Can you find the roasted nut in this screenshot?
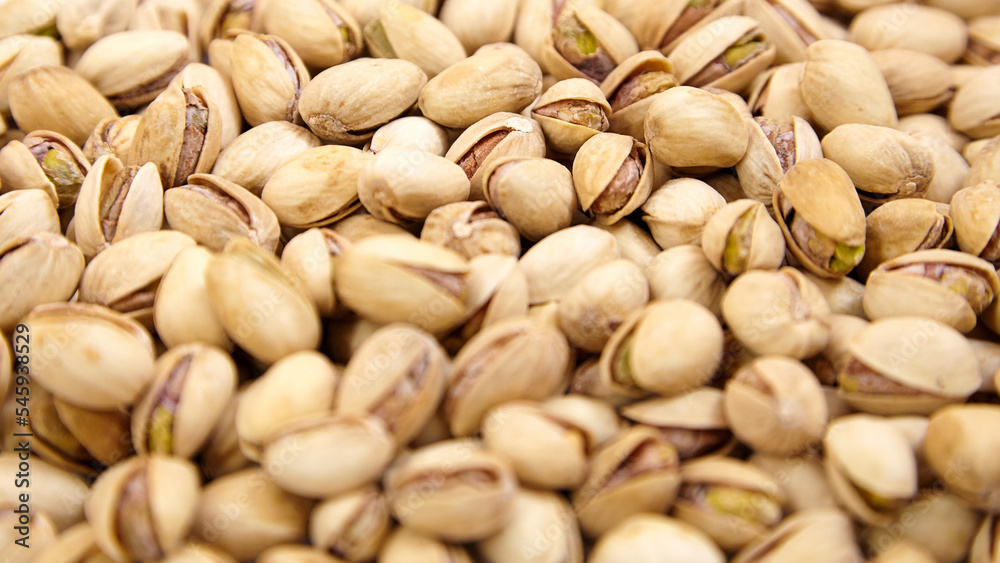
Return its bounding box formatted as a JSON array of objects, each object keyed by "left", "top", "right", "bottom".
[
  {"left": 641, "top": 178, "right": 727, "bottom": 250},
  {"left": 420, "top": 201, "right": 521, "bottom": 259},
  {"left": 478, "top": 488, "right": 583, "bottom": 563},
  {"left": 573, "top": 133, "right": 654, "bottom": 225},
  {"left": 482, "top": 157, "right": 576, "bottom": 242},
  {"left": 518, "top": 225, "right": 620, "bottom": 304},
  {"left": 74, "top": 156, "right": 163, "bottom": 259},
  {"left": 950, "top": 66, "right": 1000, "bottom": 139},
  {"left": 531, "top": 78, "right": 611, "bottom": 154},
  {"left": 262, "top": 146, "right": 372, "bottom": 229},
  {"left": 367, "top": 116, "right": 450, "bottom": 156},
  {"left": 0, "top": 130, "right": 91, "bottom": 209},
  {"left": 848, "top": 4, "right": 967, "bottom": 63},
  {"left": 622, "top": 389, "right": 733, "bottom": 461},
  {"left": 644, "top": 86, "right": 749, "bottom": 173},
  {"left": 925, "top": 404, "right": 1000, "bottom": 512},
  {"left": 262, "top": 0, "right": 362, "bottom": 69},
  {"left": 735, "top": 116, "right": 823, "bottom": 212},
  {"left": 0, "top": 189, "right": 60, "bottom": 247},
  {"left": 0, "top": 232, "right": 85, "bottom": 333},
  {"left": 599, "top": 50, "right": 677, "bottom": 142},
  {"left": 309, "top": 486, "right": 389, "bottom": 562},
  {"left": 858, "top": 198, "right": 953, "bottom": 279},
  {"left": 669, "top": 16, "right": 777, "bottom": 93},
  {"left": 822, "top": 124, "right": 935, "bottom": 203},
  {"left": 540, "top": 2, "right": 639, "bottom": 83},
  {"left": 357, "top": 146, "right": 470, "bottom": 225},
  {"left": 364, "top": 0, "right": 466, "bottom": 78},
  {"left": 558, "top": 259, "right": 649, "bottom": 353},
  {"left": 153, "top": 246, "right": 232, "bottom": 350},
  {"left": 732, "top": 508, "right": 864, "bottom": 563},
  {"left": 229, "top": 32, "right": 310, "bottom": 126},
  {"left": 444, "top": 111, "right": 546, "bottom": 201},
  {"left": 166, "top": 173, "right": 280, "bottom": 253},
  {"left": 210, "top": 121, "right": 322, "bottom": 196},
  {"left": 747, "top": 63, "right": 811, "bottom": 122},
  {"left": 591, "top": 513, "right": 724, "bottom": 563},
  {"left": 701, "top": 199, "right": 785, "bottom": 278},
  {"left": 8, "top": 66, "right": 119, "bottom": 147},
  {"left": 280, "top": 228, "right": 352, "bottom": 317},
  {"left": 744, "top": 0, "right": 831, "bottom": 64},
  {"left": 800, "top": 39, "right": 897, "bottom": 131}
]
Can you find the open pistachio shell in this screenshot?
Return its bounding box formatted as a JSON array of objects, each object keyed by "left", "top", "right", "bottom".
[
  {"left": 641, "top": 179, "right": 727, "bottom": 250},
  {"left": 0, "top": 189, "right": 60, "bottom": 247},
  {"left": 951, "top": 183, "right": 1000, "bottom": 265},
  {"left": 573, "top": 133, "right": 653, "bottom": 225},
  {"left": 420, "top": 201, "right": 521, "bottom": 259},
  {"left": 280, "top": 228, "right": 352, "bottom": 317},
  {"left": 308, "top": 486, "right": 388, "bottom": 562},
  {"left": 0, "top": 35, "right": 63, "bottom": 118},
  {"left": 378, "top": 527, "right": 473, "bottom": 563},
  {"left": 532, "top": 78, "right": 611, "bottom": 154},
  {"left": 621, "top": 389, "right": 733, "bottom": 461},
  {"left": 966, "top": 16, "right": 1000, "bottom": 66},
  {"left": 646, "top": 245, "right": 727, "bottom": 317},
  {"left": 363, "top": 0, "right": 466, "bottom": 78},
  {"left": 744, "top": 0, "right": 830, "bottom": 64},
  {"left": 166, "top": 173, "right": 281, "bottom": 253},
  {"left": 210, "top": 122, "right": 322, "bottom": 196},
  {"left": 925, "top": 405, "right": 1000, "bottom": 512},
  {"left": 849, "top": 4, "right": 967, "bottom": 64},
  {"left": 701, "top": 199, "right": 785, "bottom": 278},
  {"left": 746, "top": 63, "right": 811, "bottom": 122},
  {"left": 74, "top": 156, "right": 163, "bottom": 259},
  {"left": 357, "top": 146, "right": 470, "bottom": 225},
  {"left": 262, "top": 0, "right": 362, "bottom": 69},
  {"left": 517, "top": 225, "right": 619, "bottom": 305},
  {"left": 8, "top": 66, "right": 119, "bottom": 147},
  {"left": 632, "top": 0, "right": 744, "bottom": 55},
  {"left": 821, "top": 123, "right": 935, "bottom": 203},
  {"left": 0, "top": 130, "right": 91, "bottom": 209},
  {"left": 858, "top": 199, "right": 954, "bottom": 280},
  {"left": 444, "top": 112, "right": 546, "bottom": 201},
  {"left": 599, "top": 50, "right": 677, "bottom": 142},
  {"left": 735, "top": 116, "right": 822, "bottom": 212},
  {"left": 261, "top": 146, "right": 372, "bottom": 229},
  {"left": 198, "top": 0, "right": 266, "bottom": 50},
  {"left": 644, "top": 86, "right": 749, "bottom": 172},
  {"left": 445, "top": 254, "right": 529, "bottom": 349},
  {"left": 541, "top": 3, "right": 639, "bottom": 84},
  {"left": 873, "top": 49, "right": 954, "bottom": 117},
  {"left": 669, "top": 16, "right": 777, "bottom": 93},
  {"left": 732, "top": 508, "right": 863, "bottom": 563},
  {"left": 558, "top": 259, "right": 649, "bottom": 353}
]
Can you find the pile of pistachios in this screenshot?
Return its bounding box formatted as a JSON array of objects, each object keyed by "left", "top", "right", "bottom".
[{"left": 4, "top": 0, "right": 1000, "bottom": 561}]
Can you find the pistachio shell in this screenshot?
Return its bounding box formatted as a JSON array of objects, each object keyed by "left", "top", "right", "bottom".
[
  {"left": 262, "top": 0, "right": 362, "bottom": 68},
  {"left": 482, "top": 157, "right": 576, "bottom": 242},
  {"left": 364, "top": 0, "right": 466, "bottom": 78},
  {"left": 0, "top": 130, "right": 91, "bottom": 209},
  {"left": 74, "top": 156, "right": 163, "bottom": 259},
  {"left": 669, "top": 16, "right": 777, "bottom": 93},
  {"left": 925, "top": 405, "right": 1000, "bottom": 512},
  {"left": 858, "top": 198, "right": 953, "bottom": 279},
  {"left": 153, "top": 246, "right": 233, "bottom": 351},
  {"left": 262, "top": 146, "right": 372, "bottom": 228},
  {"left": 746, "top": 63, "right": 811, "bottom": 122},
  {"left": 590, "top": 514, "right": 724, "bottom": 563},
  {"left": 558, "top": 259, "right": 649, "bottom": 353},
  {"left": 517, "top": 225, "right": 619, "bottom": 305},
  {"left": 641, "top": 178, "right": 727, "bottom": 250},
  {"left": 308, "top": 487, "right": 389, "bottom": 562},
  {"left": 439, "top": 0, "right": 518, "bottom": 53},
  {"left": 444, "top": 111, "right": 546, "bottom": 201},
  {"left": 532, "top": 78, "right": 611, "bottom": 154},
  {"left": 357, "top": 146, "right": 470, "bottom": 224},
  {"left": 744, "top": 0, "right": 830, "bottom": 64},
  {"left": 849, "top": 4, "right": 967, "bottom": 63},
  {"left": 0, "top": 233, "right": 85, "bottom": 333},
  {"left": 8, "top": 66, "right": 119, "bottom": 147},
  {"left": 822, "top": 123, "right": 934, "bottom": 202},
  {"left": 0, "top": 35, "right": 63, "bottom": 118},
  {"left": 632, "top": 0, "right": 744, "bottom": 54},
  {"left": 0, "top": 189, "right": 60, "bottom": 248},
  {"left": 599, "top": 50, "right": 677, "bottom": 142},
  {"left": 800, "top": 39, "right": 897, "bottom": 131},
  {"left": 75, "top": 30, "right": 191, "bottom": 109},
  {"left": 368, "top": 116, "right": 449, "bottom": 156},
  {"left": 542, "top": 3, "right": 639, "bottom": 83},
  {"left": 230, "top": 32, "right": 310, "bottom": 126},
  {"left": 166, "top": 173, "right": 280, "bottom": 253},
  {"left": 950, "top": 66, "right": 1000, "bottom": 139},
  {"left": 701, "top": 199, "right": 785, "bottom": 278},
  {"left": 644, "top": 86, "right": 749, "bottom": 171},
  {"left": 573, "top": 133, "right": 653, "bottom": 225},
  {"left": 646, "top": 245, "right": 727, "bottom": 317},
  {"left": 173, "top": 63, "right": 242, "bottom": 150},
  {"left": 735, "top": 116, "right": 823, "bottom": 212},
  {"left": 210, "top": 122, "right": 322, "bottom": 196},
  {"left": 952, "top": 184, "right": 1000, "bottom": 262},
  {"left": 420, "top": 201, "right": 521, "bottom": 259}
]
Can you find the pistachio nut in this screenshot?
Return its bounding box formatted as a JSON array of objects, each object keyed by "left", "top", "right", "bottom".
[
  {"left": 129, "top": 81, "right": 223, "bottom": 188},
  {"left": 837, "top": 317, "right": 980, "bottom": 415},
  {"left": 0, "top": 454, "right": 89, "bottom": 532},
  {"left": 621, "top": 388, "right": 734, "bottom": 461},
  {"left": 898, "top": 113, "right": 969, "bottom": 153},
  {"left": 364, "top": 1, "right": 465, "bottom": 78},
  {"left": 8, "top": 66, "right": 119, "bottom": 147},
  {"left": 0, "top": 130, "right": 91, "bottom": 209},
  {"left": 968, "top": 137, "right": 1000, "bottom": 187},
  {"left": 335, "top": 323, "right": 448, "bottom": 445},
  {"left": 478, "top": 489, "right": 584, "bottom": 563},
  {"left": 377, "top": 527, "right": 473, "bottom": 563},
  {"left": 229, "top": 32, "right": 310, "bottom": 126},
  {"left": 722, "top": 267, "right": 832, "bottom": 359},
  {"left": 153, "top": 246, "right": 232, "bottom": 350},
  {"left": 735, "top": 116, "right": 823, "bottom": 212},
  {"left": 444, "top": 111, "right": 546, "bottom": 201},
  {"left": 732, "top": 508, "right": 864, "bottom": 563},
  {"left": 858, "top": 198, "right": 953, "bottom": 279},
  {"left": 599, "top": 50, "right": 677, "bottom": 142},
  {"left": 207, "top": 38, "right": 234, "bottom": 81},
  {"left": 236, "top": 351, "right": 339, "bottom": 461},
  {"left": 966, "top": 16, "right": 1000, "bottom": 67},
  {"left": 166, "top": 173, "right": 280, "bottom": 253},
  {"left": 743, "top": 0, "right": 830, "bottom": 64},
  {"left": 384, "top": 439, "right": 517, "bottom": 542},
  {"left": 445, "top": 315, "right": 571, "bottom": 436},
  {"left": 971, "top": 513, "right": 1000, "bottom": 563},
  {"left": 925, "top": 404, "right": 1000, "bottom": 512},
  {"left": 0, "top": 506, "right": 57, "bottom": 562},
  {"left": 632, "top": 0, "right": 745, "bottom": 54},
  {"left": 192, "top": 468, "right": 312, "bottom": 561},
  {"left": 747, "top": 63, "right": 811, "bottom": 122},
  {"left": 573, "top": 133, "right": 653, "bottom": 225},
  {"left": 280, "top": 228, "right": 351, "bottom": 317},
  {"left": 74, "top": 156, "right": 163, "bottom": 259},
  {"left": 358, "top": 146, "right": 470, "bottom": 225},
  {"left": 210, "top": 121, "right": 322, "bottom": 196},
  {"left": 85, "top": 454, "right": 200, "bottom": 562},
  {"left": 952, "top": 184, "right": 1000, "bottom": 266},
  {"left": 200, "top": 386, "right": 253, "bottom": 481},
  {"left": 862, "top": 490, "right": 980, "bottom": 563},
  {"left": 420, "top": 201, "right": 521, "bottom": 259},
  {"left": 481, "top": 157, "right": 576, "bottom": 242},
  {"left": 440, "top": 254, "right": 528, "bottom": 352},
  {"left": 257, "top": 545, "right": 348, "bottom": 563},
  {"left": 0, "top": 187, "right": 59, "bottom": 248},
  {"left": 800, "top": 39, "right": 897, "bottom": 131},
  {"left": 309, "top": 486, "right": 389, "bottom": 562},
  {"left": 701, "top": 199, "right": 785, "bottom": 278},
  {"left": 75, "top": 30, "right": 191, "bottom": 109},
  {"left": 299, "top": 58, "right": 427, "bottom": 144},
  {"left": 0, "top": 233, "right": 85, "bottom": 333},
  {"left": 822, "top": 123, "right": 935, "bottom": 203},
  {"left": 205, "top": 237, "right": 322, "bottom": 364},
  {"left": 848, "top": 4, "right": 967, "bottom": 63},
  {"left": 30, "top": 523, "right": 107, "bottom": 563},
  {"left": 52, "top": 397, "right": 134, "bottom": 468},
  {"left": 531, "top": 78, "right": 610, "bottom": 154},
  {"left": 950, "top": 66, "right": 1000, "bottom": 139},
  {"left": 172, "top": 63, "right": 243, "bottom": 150},
  {"left": 127, "top": 0, "right": 202, "bottom": 62},
  {"left": 912, "top": 131, "right": 970, "bottom": 204},
  {"left": 262, "top": 0, "right": 362, "bottom": 69},
  {"left": 82, "top": 115, "right": 142, "bottom": 164},
  {"left": 591, "top": 513, "right": 724, "bottom": 563},
  {"left": 512, "top": 0, "right": 590, "bottom": 67},
  {"left": 558, "top": 259, "right": 649, "bottom": 353},
  {"left": 750, "top": 454, "right": 838, "bottom": 513},
  {"left": 872, "top": 542, "right": 938, "bottom": 563},
  {"left": 644, "top": 87, "right": 749, "bottom": 172},
  {"left": 572, "top": 425, "right": 681, "bottom": 538},
  {"left": 198, "top": 0, "right": 266, "bottom": 51},
  {"left": 802, "top": 275, "right": 866, "bottom": 319},
  {"left": 871, "top": 49, "right": 953, "bottom": 117},
  {"left": 439, "top": 0, "right": 518, "bottom": 53},
  {"left": 594, "top": 218, "right": 663, "bottom": 268},
  {"left": 22, "top": 384, "right": 100, "bottom": 475},
  {"left": 669, "top": 16, "right": 776, "bottom": 93},
  {"left": 368, "top": 116, "right": 449, "bottom": 156},
  {"left": 642, "top": 178, "right": 727, "bottom": 250},
  {"left": 863, "top": 250, "right": 999, "bottom": 333},
  {"left": 541, "top": 2, "right": 639, "bottom": 83},
  {"left": 0, "top": 35, "right": 63, "bottom": 118},
  {"left": 773, "top": 159, "right": 866, "bottom": 278},
  {"left": 517, "top": 225, "right": 619, "bottom": 304},
  {"left": 646, "top": 244, "right": 726, "bottom": 316}
]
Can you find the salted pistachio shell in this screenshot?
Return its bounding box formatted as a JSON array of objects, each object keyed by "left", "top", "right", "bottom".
[
  {"left": 166, "top": 173, "right": 280, "bottom": 253},
  {"left": 171, "top": 63, "right": 242, "bottom": 150},
  {"left": 0, "top": 189, "right": 59, "bottom": 248},
  {"left": 385, "top": 439, "right": 517, "bottom": 543},
  {"left": 207, "top": 38, "right": 234, "bottom": 81},
  {"left": 205, "top": 237, "right": 322, "bottom": 364},
  {"left": 262, "top": 0, "right": 362, "bottom": 68},
  {"left": 0, "top": 35, "right": 63, "bottom": 114},
  {"left": 558, "top": 259, "right": 649, "bottom": 353},
  {"left": 300, "top": 58, "right": 427, "bottom": 144},
  {"left": 441, "top": 254, "right": 528, "bottom": 351},
  {"left": 210, "top": 122, "right": 321, "bottom": 196},
  {"left": 644, "top": 86, "right": 749, "bottom": 172},
  {"left": 822, "top": 124, "right": 934, "bottom": 203},
  {"left": 641, "top": 178, "right": 727, "bottom": 250},
  {"left": 19, "top": 384, "right": 99, "bottom": 476},
  {"left": 746, "top": 63, "right": 811, "bottom": 122},
  {"left": 280, "top": 228, "right": 351, "bottom": 317},
  {"left": 950, "top": 66, "right": 1000, "bottom": 140},
  {"left": 0, "top": 456, "right": 87, "bottom": 537},
  {"left": 701, "top": 199, "right": 785, "bottom": 278},
  {"left": 632, "top": 0, "right": 744, "bottom": 55},
  {"left": 621, "top": 389, "right": 733, "bottom": 461},
  {"left": 744, "top": 0, "right": 830, "bottom": 64},
  {"left": 858, "top": 198, "right": 953, "bottom": 279},
  {"left": 646, "top": 245, "right": 726, "bottom": 317},
  {"left": 966, "top": 16, "right": 1000, "bottom": 67},
  {"left": 952, "top": 184, "right": 1000, "bottom": 265},
  {"left": 368, "top": 116, "right": 449, "bottom": 156},
  {"left": 735, "top": 116, "right": 822, "bottom": 212},
  {"left": 50, "top": 398, "right": 134, "bottom": 468},
  {"left": 532, "top": 78, "right": 611, "bottom": 154},
  {"left": 898, "top": 113, "right": 969, "bottom": 153},
  {"left": 127, "top": 0, "right": 202, "bottom": 61},
  {"left": 0, "top": 233, "right": 85, "bottom": 333},
  {"left": 377, "top": 527, "right": 473, "bottom": 563},
  {"left": 773, "top": 159, "right": 866, "bottom": 278},
  {"left": 599, "top": 50, "right": 677, "bottom": 142},
  {"left": 80, "top": 115, "right": 140, "bottom": 165},
  {"left": 85, "top": 455, "right": 200, "bottom": 563},
  {"left": 444, "top": 111, "right": 546, "bottom": 201},
  {"left": 517, "top": 224, "right": 619, "bottom": 304},
  {"left": 75, "top": 30, "right": 191, "bottom": 109},
  {"left": 8, "top": 66, "right": 119, "bottom": 147},
  {"left": 229, "top": 32, "right": 310, "bottom": 126},
  {"left": 911, "top": 131, "right": 969, "bottom": 204},
  {"left": 731, "top": 508, "right": 863, "bottom": 563},
  {"left": 594, "top": 219, "right": 662, "bottom": 268},
  {"left": 199, "top": 386, "right": 253, "bottom": 481},
  {"left": 0, "top": 130, "right": 91, "bottom": 209},
  {"left": 849, "top": 4, "right": 967, "bottom": 63},
  {"left": 420, "top": 201, "right": 520, "bottom": 259},
  {"left": 541, "top": 3, "right": 639, "bottom": 84},
  {"left": 477, "top": 488, "right": 583, "bottom": 563},
  {"left": 800, "top": 39, "right": 897, "bottom": 132},
  {"left": 74, "top": 157, "right": 162, "bottom": 259},
  {"left": 439, "top": 0, "right": 518, "bottom": 53},
  {"left": 591, "top": 514, "right": 724, "bottom": 563},
  {"left": 968, "top": 137, "right": 1000, "bottom": 187},
  {"left": 198, "top": 0, "right": 266, "bottom": 48},
  {"left": 512, "top": 0, "right": 594, "bottom": 68},
  {"left": 863, "top": 250, "right": 1000, "bottom": 333},
  {"left": 364, "top": 0, "right": 465, "bottom": 78},
  {"left": 801, "top": 274, "right": 866, "bottom": 319},
  {"left": 482, "top": 156, "right": 576, "bottom": 242},
  {"left": 153, "top": 246, "right": 232, "bottom": 350},
  {"left": 309, "top": 486, "right": 389, "bottom": 562},
  {"left": 358, "top": 146, "right": 470, "bottom": 225},
  {"left": 262, "top": 146, "right": 371, "bottom": 228},
  {"left": 669, "top": 16, "right": 777, "bottom": 93},
  {"left": 872, "top": 49, "right": 953, "bottom": 117},
  {"left": 573, "top": 133, "right": 653, "bottom": 225},
  {"left": 749, "top": 454, "right": 838, "bottom": 513},
  {"left": 839, "top": 317, "right": 980, "bottom": 415}
]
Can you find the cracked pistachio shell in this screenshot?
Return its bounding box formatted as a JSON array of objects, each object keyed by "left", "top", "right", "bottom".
[
  {"left": 599, "top": 50, "right": 677, "bottom": 142},
  {"left": 641, "top": 178, "right": 727, "bottom": 250},
  {"left": 230, "top": 32, "right": 310, "bottom": 126},
  {"left": 0, "top": 35, "right": 63, "bottom": 118},
  {"left": 951, "top": 67, "right": 1000, "bottom": 139},
  {"left": 541, "top": 3, "right": 638, "bottom": 83},
  {"left": 262, "top": 0, "right": 362, "bottom": 68},
  {"left": 839, "top": 317, "right": 980, "bottom": 415},
  {"left": 192, "top": 468, "right": 312, "bottom": 560},
  {"left": 645, "top": 87, "right": 748, "bottom": 172},
  {"left": 572, "top": 426, "right": 681, "bottom": 538},
  {"left": 735, "top": 116, "right": 822, "bottom": 212},
  {"left": 872, "top": 49, "right": 953, "bottom": 116},
  {"left": 445, "top": 111, "right": 545, "bottom": 201},
  {"left": 442, "top": 254, "right": 528, "bottom": 350},
  {"left": 594, "top": 219, "right": 662, "bottom": 268},
  {"left": 674, "top": 458, "right": 786, "bottom": 551},
  {"left": 822, "top": 124, "right": 934, "bottom": 203},
  {"left": 801, "top": 40, "right": 897, "bottom": 132},
  {"left": 420, "top": 201, "right": 520, "bottom": 259},
  {"left": 600, "top": 300, "right": 723, "bottom": 397},
  {"left": 131, "top": 344, "right": 237, "bottom": 459},
  {"left": 701, "top": 199, "right": 785, "bottom": 278},
  {"left": 746, "top": 63, "right": 811, "bottom": 122},
  {"left": 725, "top": 356, "right": 827, "bottom": 455},
  {"left": 210, "top": 122, "right": 321, "bottom": 196},
  {"left": 440, "top": 0, "right": 518, "bottom": 53},
  {"left": 482, "top": 156, "right": 576, "bottom": 242},
  {"left": 336, "top": 235, "right": 469, "bottom": 334},
  {"left": 74, "top": 156, "right": 163, "bottom": 259},
  {"left": 173, "top": 63, "right": 242, "bottom": 150},
  {"left": 532, "top": 78, "right": 611, "bottom": 154},
  {"left": 153, "top": 246, "right": 232, "bottom": 350},
  {"left": 823, "top": 415, "right": 917, "bottom": 527},
  {"left": 669, "top": 16, "right": 777, "bottom": 93},
  {"left": 646, "top": 246, "right": 726, "bottom": 317},
  {"left": 621, "top": 388, "right": 733, "bottom": 461},
  {"left": 309, "top": 486, "right": 389, "bottom": 562},
  {"left": 300, "top": 58, "right": 427, "bottom": 144},
  {"left": 82, "top": 115, "right": 141, "bottom": 164},
  {"left": 198, "top": 0, "right": 266, "bottom": 50},
  {"left": 732, "top": 508, "right": 863, "bottom": 563},
  {"left": 966, "top": 16, "right": 1000, "bottom": 67},
  {"left": 478, "top": 489, "right": 584, "bottom": 563},
  {"left": 79, "top": 231, "right": 196, "bottom": 323},
  {"left": 558, "top": 259, "right": 649, "bottom": 353},
  {"left": 418, "top": 43, "right": 541, "bottom": 129},
  {"left": 858, "top": 199, "right": 953, "bottom": 279},
  {"left": 378, "top": 527, "right": 473, "bottom": 563},
  {"left": 0, "top": 233, "right": 84, "bottom": 333},
  {"left": 336, "top": 323, "right": 448, "bottom": 445},
  {"left": 953, "top": 184, "right": 1000, "bottom": 265},
  {"left": 773, "top": 159, "right": 866, "bottom": 278},
  {"left": 849, "top": 4, "right": 967, "bottom": 63},
  {"left": 593, "top": 514, "right": 724, "bottom": 563},
  {"left": 263, "top": 146, "right": 371, "bottom": 228},
  {"left": 166, "top": 173, "right": 280, "bottom": 253},
  {"left": 972, "top": 512, "right": 1000, "bottom": 563},
  {"left": 262, "top": 413, "right": 395, "bottom": 499},
  {"left": 364, "top": 1, "right": 466, "bottom": 78},
  {"left": 85, "top": 455, "right": 200, "bottom": 563},
  {"left": 205, "top": 237, "right": 322, "bottom": 364},
  {"left": 0, "top": 130, "right": 91, "bottom": 209},
  {"left": 0, "top": 189, "right": 59, "bottom": 247},
  {"left": 8, "top": 66, "right": 119, "bottom": 147},
  {"left": 445, "top": 316, "right": 571, "bottom": 436},
  {"left": 517, "top": 225, "right": 619, "bottom": 304},
  {"left": 236, "top": 351, "right": 339, "bottom": 461},
  {"left": 385, "top": 439, "right": 517, "bottom": 542},
  {"left": 863, "top": 250, "right": 999, "bottom": 333},
  {"left": 543, "top": 394, "right": 622, "bottom": 449},
  {"left": 573, "top": 133, "right": 653, "bottom": 225},
  {"left": 926, "top": 405, "right": 1000, "bottom": 512},
  {"left": 358, "top": 146, "right": 470, "bottom": 225},
  {"left": 722, "top": 267, "right": 832, "bottom": 359},
  {"left": 512, "top": 0, "right": 596, "bottom": 69},
  {"left": 280, "top": 228, "right": 352, "bottom": 317},
  {"left": 129, "top": 82, "right": 223, "bottom": 188},
  {"left": 744, "top": 0, "right": 830, "bottom": 64},
  {"left": 632, "top": 0, "right": 744, "bottom": 54},
  {"left": 367, "top": 116, "right": 449, "bottom": 156},
  {"left": 75, "top": 30, "right": 191, "bottom": 109}
]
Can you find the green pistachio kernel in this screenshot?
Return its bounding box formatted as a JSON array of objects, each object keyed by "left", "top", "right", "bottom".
[
  {"left": 723, "top": 38, "right": 765, "bottom": 68},
  {"left": 613, "top": 335, "right": 638, "bottom": 388},
  {"left": 723, "top": 207, "right": 756, "bottom": 275},
  {"left": 829, "top": 242, "right": 864, "bottom": 274}
]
